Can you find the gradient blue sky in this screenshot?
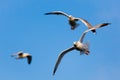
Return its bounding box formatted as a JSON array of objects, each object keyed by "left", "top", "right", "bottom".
[{"left": 0, "top": 0, "right": 119, "bottom": 80}]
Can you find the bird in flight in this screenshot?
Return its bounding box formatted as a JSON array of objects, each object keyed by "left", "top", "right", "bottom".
[
  {"left": 45, "top": 11, "right": 81, "bottom": 30},
  {"left": 11, "top": 51, "right": 32, "bottom": 64},
  {"left": 45, "top": 11, "right": 106, "bottom": 34},
  {"left": 52, "top": 23, "right": 110, "bottom": 75}
]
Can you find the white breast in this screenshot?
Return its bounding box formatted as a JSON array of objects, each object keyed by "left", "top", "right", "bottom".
[{"left": 75, "top": 41, "right": 84, "bottom": 50}]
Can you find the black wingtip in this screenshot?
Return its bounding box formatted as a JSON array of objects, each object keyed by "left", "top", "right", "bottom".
[
  {"left": 105, "top": 23, "right": 111, "bottom": 25},
  {"left": 44, "top": 13, "right": 49, "bottom": 15},
  {"left": 106, "top": 23, "right": 111, "bottom": 25},
  {"left": 28, "top": 61, "right": 31, "bottom": 64},
  {"left": 27, "top": 56, "right": 32, "bottom": 65},
  {"left": 102, "top": 23, "right": 111, "bottom": 26},
  {"left": 53, "top": 69, "right": 56, "bottom": 76}
]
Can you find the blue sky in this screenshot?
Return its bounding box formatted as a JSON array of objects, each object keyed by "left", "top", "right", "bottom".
[{"left": 0, "top": 0, "right": 120, "bottom": 80}]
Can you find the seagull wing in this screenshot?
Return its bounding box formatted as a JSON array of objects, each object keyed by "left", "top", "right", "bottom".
[
  {"left": 53, "top": 46, "right": 75, "bottom": 75},
  {"left": 45, "top": 11, "right": 70, "bottom": 17},
  {"left": 79, "top": 30, "right": 88, "bottom": 43},
  {"left": 27, "top": 55, "right": 32, "bottom": 64},
  {"left": 78, "top": 18, "right": 96, "bottom": 33},
  {"left": 93, "top": 23, "right": 111, "bottom": 28},
  {"left": 79, "top": 23, "right": 110, "bottom": 42}
]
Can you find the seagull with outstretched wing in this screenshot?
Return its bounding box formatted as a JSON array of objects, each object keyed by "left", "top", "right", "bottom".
[
  {"left": 53, "top": 23, "right": 110, "bottom": 75},
  {"left": 45, "top": 11, "right": 80, "bottom": 30},
  {"left": 11, "top": 51, "right": 32, "bottom": 64}
]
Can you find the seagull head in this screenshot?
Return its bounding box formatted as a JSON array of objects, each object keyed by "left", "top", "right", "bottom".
[
  {"left": 73, "top": 41, "right": 77, "bottom": 47},
  {"left": 11, "top": 51, "right": 23, "bottom": 57}
]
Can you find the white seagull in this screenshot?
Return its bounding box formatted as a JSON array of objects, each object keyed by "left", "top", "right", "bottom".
[
  {"left": 11, "top": 51, "right": 32, "bottom": 64},
  {"left": 53, "top": 23, "right": 110, "bottom": 75},
  {"left": 45, "top": 11, "right": 106, "bottom": 34},
  {"left": 45, "top": 11, "right": 84, "bottom": 30}
]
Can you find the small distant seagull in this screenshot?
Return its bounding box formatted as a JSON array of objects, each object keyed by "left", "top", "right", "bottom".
[
  {"left": 11, "top": 51, "right": 32, "bottom": 64},
  {"left": 45, "top": 11, "right": 80, "bottom": 30},
  {"left": 53, "top": 23, "right": 110, "bottom": 75}
]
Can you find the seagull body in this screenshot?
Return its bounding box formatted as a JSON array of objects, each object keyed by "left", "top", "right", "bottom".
[
  {"left": 11, "top": 51, "right": 32, "bottom": 64},
  {"left": 53, "top": 23, "right": 110, "bottom": 75},
  {"left": 45, "top": 11, "right": 80, "bottom": 30},
  {"left": 73, "top": 41, "right": 90, "bottom": 55}
]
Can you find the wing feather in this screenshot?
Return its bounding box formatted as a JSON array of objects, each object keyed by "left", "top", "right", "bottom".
[
  {"left": 27, "top": 55, "right": 32, "bottom": 64},
  {"left": 93, "top": 23, "right": 111, "bottom": 28},
  {"left": 79, "top": 23, "right": 110, "bottom": 42},
  {"left": 78, "top": 18, "right": 96, "bottom": 33},
  {"left": 53, "top": 46, "right": 75, "bottom": 75},
  {"left": 45, "top": 11, "right": 70, "bottom": 17}
]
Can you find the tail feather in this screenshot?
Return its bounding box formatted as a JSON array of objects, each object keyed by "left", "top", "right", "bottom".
[{"left": 85, "top": 41, "right": 90, "bottom": 50}]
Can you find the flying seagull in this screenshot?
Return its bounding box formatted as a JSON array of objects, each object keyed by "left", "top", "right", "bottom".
[
  {"left": 45, "top": 11, "right": 82, "bottom": 30},
  {"left": 11, "top": 51, "right": 32, "bottom": 64},
  {"left": 53, "top": 23, "right": 110, "bottom": 75}
]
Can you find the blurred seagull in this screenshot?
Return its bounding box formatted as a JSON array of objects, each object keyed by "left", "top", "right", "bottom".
[
  {"left": 11, "top": 51, "right": 32, "bottom": 64},
  {"left": 53, "top": 23, "right": 110, "bottom": 75},
  {"left": 45, "top": 11, "right": 81, "bottom": 30}
]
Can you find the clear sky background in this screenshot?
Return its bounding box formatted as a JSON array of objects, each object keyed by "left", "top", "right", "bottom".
[{"left": 0, "top": 0, "right": 119, "bottom": 80}]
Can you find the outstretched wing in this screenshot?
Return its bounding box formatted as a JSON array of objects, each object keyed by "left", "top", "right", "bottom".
[
  {"left": 53, "top": 46, "right": 75, "bottom": 75},
  {"left": 79, "top": 23, "right": 110, "bottom": 42},
  {"left": 94, "top": 23, "right": 111, "bottom": 28},
  {"left": 45, "top": 11, "right": 70, "bottom": 17},
  {"left": 78, "top": 18, "right": 96, "bottom": 33},
  {"left": 27, "top": 55, "right": 32, "bottom": 64},
  {"left": 79, "top": 30, "right": 88, "bottom": 43}
]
